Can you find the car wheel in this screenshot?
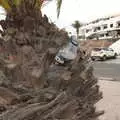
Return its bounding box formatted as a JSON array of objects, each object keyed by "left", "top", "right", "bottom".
[
  {"left": 91, "top": 58, "right": 95, "bottom": 61},
  {"left": 113, "top": 53, "right": 117, "bottom": 59},
  {"left": 102, "top": 55, "right": 106, "bottom": 61}
]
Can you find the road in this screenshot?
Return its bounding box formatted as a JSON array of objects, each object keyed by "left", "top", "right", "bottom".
[
  {"left": 92, "top": 56, "right": 120, "bottom": 120},
  {"left": 96, "top": 80, "right": 120, "bottom": 120},
  {"left": 93, "top": 56, "right": 120, "bottom": 81}
]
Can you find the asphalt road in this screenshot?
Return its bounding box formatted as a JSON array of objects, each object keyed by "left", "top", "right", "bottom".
[
  {"left": 97, "top": 80, "right": 120, "bottom": 120},
  {"left": 93, "top": 56, "right": 120, "bottom": 81},
  {"left": 92, "top": 56, "right": 120, "bottom": 120}
]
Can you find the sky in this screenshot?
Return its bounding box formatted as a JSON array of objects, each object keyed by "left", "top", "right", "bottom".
[
  {"left": 42, "top": 0, "right": 120, "bottom": 32},
  {"left": 0, "top": 7, "right": 6, "bottom": 20},
  {"left": 0, "top": 0, "right": 120, "bottom": 32}
]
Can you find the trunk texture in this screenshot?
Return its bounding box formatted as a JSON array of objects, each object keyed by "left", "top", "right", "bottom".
[{"left": 0, "top": 6, "right": 103, "bottom": 120}]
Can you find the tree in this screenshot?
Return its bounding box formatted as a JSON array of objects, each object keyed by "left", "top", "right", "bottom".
[
  {"left": 0, "top": 0, "right": 62, "bottom": 29},
  {"left": 0, "top": 0, "right": 103, "bottom": 120},
  {"left": 72, "top": 20, "right": 82, "bottom": 40}
]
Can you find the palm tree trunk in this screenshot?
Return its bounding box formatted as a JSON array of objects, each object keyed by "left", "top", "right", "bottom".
[{"left": 0, "top": 2, "right": 103, "bottom": 120}]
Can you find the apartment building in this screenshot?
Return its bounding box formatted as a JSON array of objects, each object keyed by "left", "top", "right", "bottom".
[{"left": 79, "top": 16, "right": 120, "bottom": 41}]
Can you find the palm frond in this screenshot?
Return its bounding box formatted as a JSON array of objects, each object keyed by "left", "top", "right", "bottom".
[
  {"left": 35, "top": 0, "right": 44, "bottom": 9},
  {"left": 12, "top": 0, "right": 22, "bottom": 6},
  {"left": 0, "top": 0, "right": 11, "bottom": 11},
  {"left": 0, "top": 0, "right": 23, "bottom": 11},
  {"left": 0, "top": 0, "right": 63, "bottom": 18},
  {"left": 56, "top": 0, "right": 62, "bottom": 18}
]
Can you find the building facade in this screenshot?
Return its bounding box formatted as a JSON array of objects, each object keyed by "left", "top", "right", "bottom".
[{"left": 79, "top": 16, "right": 120, "bottom": 41}]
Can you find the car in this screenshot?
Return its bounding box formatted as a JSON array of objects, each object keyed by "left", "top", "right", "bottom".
[{"left": 91, "top": 47, "right": 117, "bottom": 61}]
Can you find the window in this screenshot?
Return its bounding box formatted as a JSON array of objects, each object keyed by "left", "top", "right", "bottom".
[
  {"left": 103, "top": 25, "right": 107, "bottom": 29},
  {"left": 94, "top": 27, "right": 101, "bottom": 32},
  {"left": 106, "top": 33, "right": 109, "bottom": 36},
  {"left": 93, "top": 48, "right": 102, "bottom": 51},
  {"left": 117, "top": 22, "right": 120, "bottom": 27},
  {"left": 86, "top": 29, "right": 90, "bottom": 33},
  {"left": 100, "top": 34, "right": 104, "bottom": 37},
  {"left": 108, "top": 48, "right": 114, "bottom": 51},
  {"left": 97, "top": 27, "right": 101, "bottom": 30},
  {"left": 103, "top": 48, "right": 109, "bottom": 51},
  {"left": 110, "top": 24, "right": 113, "bottom": 28},
  {"left": 93, "top": 28, "right": 96, "bottom": 32}
]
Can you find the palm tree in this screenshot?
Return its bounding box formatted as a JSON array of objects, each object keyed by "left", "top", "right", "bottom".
[
  {"left": 72, "top": 20, "right": 82, "bottom": 40},
  {"left": 0, "top": 0, "right": 67, "bottom": 89},
  {"left": 0, "top": 1, "right": 102, "bottom": 120},
  {"left": 0, "top": 0, "right": 62, "bottom": 29}
]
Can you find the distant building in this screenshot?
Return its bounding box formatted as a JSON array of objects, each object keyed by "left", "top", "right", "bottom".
[{"left": 79, "top": 15, "right": 120, "bottom": 41}]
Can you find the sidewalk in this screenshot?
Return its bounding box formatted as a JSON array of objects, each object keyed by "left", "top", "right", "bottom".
[{"left": 96, "top": 80, "right": 120, "bottom": 120}]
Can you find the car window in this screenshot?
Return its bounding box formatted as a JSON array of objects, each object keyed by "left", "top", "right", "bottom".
[
  {"left": 108, "top": 48, "right": 114, "bottom": 51},
  {"left": 102, "top": 48, "right": 108, "bottom": 51},
  {"left": 93, "top": 48, "right": 102, "bottom": 51}
]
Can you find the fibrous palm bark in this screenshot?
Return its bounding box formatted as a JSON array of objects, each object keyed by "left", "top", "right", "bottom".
[{"left": 0, "top": 0, "right": 103, "bottom": 120}]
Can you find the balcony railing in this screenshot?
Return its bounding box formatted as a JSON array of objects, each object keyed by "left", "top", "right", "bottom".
[{"left": 85, "top": 27, "right": 120, "bottom": 37}]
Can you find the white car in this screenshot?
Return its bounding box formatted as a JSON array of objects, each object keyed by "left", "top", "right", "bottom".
[{"left": 91, "top": 47, "right": 117, "bottom": 61}]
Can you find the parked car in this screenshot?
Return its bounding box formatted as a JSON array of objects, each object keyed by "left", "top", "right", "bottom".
[{"left": 91, "top": 47, "right": 117, "bottom": 61}]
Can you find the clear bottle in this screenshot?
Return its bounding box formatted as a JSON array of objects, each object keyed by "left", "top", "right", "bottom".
[{"left": 55, "top": 35, "right": 78, "bottom": 64}]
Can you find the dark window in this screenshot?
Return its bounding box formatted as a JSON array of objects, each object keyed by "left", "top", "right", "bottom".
[
  {"left": 103, "top": 48, "right": 108, "bottom": 51},
  {"left": 103, "top": 25, "right": 107, "bottom": 29},
  {"left": 118, "top": 23, "right": 120, "bottom": 27},
  {"left": 97, "top": 27, "right": 101, "bottom": 30},
  {"left": 106, "top": 33, "right": 109, "bottom": 36},
  {"left": 94, "top": 27, "right": 101, "bottom": 32},
  {"left": 109, "top": 48, "right": 114, "bottom": 51},
  {"left": 100, "top": 34, "right": 104, "bottom": 37},
  {"left": 93, "top": 48, "right": 102, "bottom": 51},
  {"left": 86, "top": 29, "right": 90, "bottom": 33},
  {"left": 110, "top": 24, "right": 113, "bottom": 28}
]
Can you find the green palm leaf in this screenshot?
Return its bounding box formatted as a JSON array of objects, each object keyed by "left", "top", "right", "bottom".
[
  {"left": 35, "top": 0, "right": 42, "bottom": 8},
  {"left": 56, "top": 0, "right": 62, "bottom": 18},
  {"left": 0, "top": 0, "right": 63, "bottom": 17},
  {"left": 12, "top": 0, "right": 22, "bottom": 6},
  {"left": 0, "top": 0, "right": 11, "bottom": 11}
]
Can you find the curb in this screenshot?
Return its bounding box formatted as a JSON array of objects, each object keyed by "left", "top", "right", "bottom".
[{"left": 98, "top": 77, "right": 119, "bottom": 82}]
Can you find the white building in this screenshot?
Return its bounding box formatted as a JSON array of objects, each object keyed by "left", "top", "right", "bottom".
[{"left": 79, "top": 16, "right": 120, "bottom": 41}]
